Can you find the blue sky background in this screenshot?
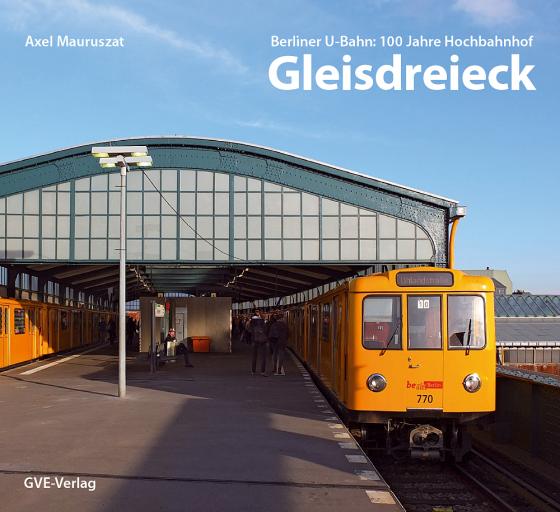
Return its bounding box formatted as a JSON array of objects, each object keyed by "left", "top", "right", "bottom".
[{"left": 0, "top": 0, "right": 558, "bottom": 292}]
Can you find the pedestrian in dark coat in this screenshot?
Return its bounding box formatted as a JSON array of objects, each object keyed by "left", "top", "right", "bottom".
[
  {"left": 107, "top": 319, "right": 117, "bottom": 345},
  {"left": 240, "top": 316, "right": 252, "bottom": 345},
  {"left": 248, "top": 311, "right": 270, "bottom": 376},
  {"left": 98, "top": 319, "right": 107, "bottom": 344},
  {"left": 126, "top": 316, "right": 135, "bottom": 346},
  {"left": 266, "top": 313, "right": 278, "bottom": 356},
  {"left": 270, "top": 313, "right": 289, "bottom": 375}
]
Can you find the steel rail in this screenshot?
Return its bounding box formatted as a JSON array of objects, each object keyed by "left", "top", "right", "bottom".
[
  {"left": 453, "top": 461, "right": 519, "bottom": 512},
  {"left": 468, "top": 448, "right": 560, "bottom": 512}
]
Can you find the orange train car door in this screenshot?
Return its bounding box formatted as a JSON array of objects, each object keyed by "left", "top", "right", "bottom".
[
  {"left": 0, "top": 306, "right": 8, "bottom": 367},
  {"left": 308, "top": 305, "right": 319, "bottom": 372},
  {"left": 404, "top": 295, "right": 444, "bottom": 411},
  {"left": 341, "top": 293, "right": 349, "bottom": 404},
  {"left": 49, "top": 308, "right": 59, "bottom": 354},
  {"left": 33, "top": 308, "right": 41, "bottom": 359},
  {"left": 331, "top": 297, "right": 341, "bottom": 397},
  {"left": 38, "top": 308, "right": 48, "bottom": 356},
  {"left": 29, "top": 308, "right": 37, "bottom": 359},
  {"left": 319, "top": 302, "right": 332, "bottom": 385},
  {"left": 40, "top": 308, "right": 49, "bottom": 355}
]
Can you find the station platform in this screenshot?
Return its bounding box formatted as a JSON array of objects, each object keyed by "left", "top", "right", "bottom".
[{"left": 0, "top": 341, "right": 402, "bottom": 511}]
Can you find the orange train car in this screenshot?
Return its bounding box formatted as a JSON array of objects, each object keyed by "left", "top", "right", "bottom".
[
  {"left": 0, "top": 297, "right": 115, "bottom": 369},
  {"left": 287, "top": 267, "right": 496, "bottom": 461}
]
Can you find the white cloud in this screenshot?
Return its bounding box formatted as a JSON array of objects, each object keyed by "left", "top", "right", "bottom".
[
  {"left": 235, "top": 118, "right": 324, "bottom": 138},
  {"left": 233, "top": 118, "right": 392, "bottom": 146},
  {"left": 1, "top": 0, "right": 246, "bottom": 72},
  {"left": 453, "top": 0, "right": 521, "bottom": 25}
]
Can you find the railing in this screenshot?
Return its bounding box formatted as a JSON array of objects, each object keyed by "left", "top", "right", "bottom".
[{"left": 497, "top": 341, "right": 560, "bottom": 365}]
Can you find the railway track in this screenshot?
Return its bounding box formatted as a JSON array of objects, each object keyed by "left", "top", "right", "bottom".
[
  {"left": 457, "top": 447, "right": 560, "bottom": 512},
  {"left": 368, "top": 454, "right": 502, "bottom": 512},
  {"left": 366, "top": 447, "right": 560, "bottom": 512}
]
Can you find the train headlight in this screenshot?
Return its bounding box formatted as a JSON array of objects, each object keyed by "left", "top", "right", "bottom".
[
  {"left": 463, "top": 373, "right": 482, "bottom": 393},
  {"left": 367, "top": 373, "right": 387, "bottom": 392}
]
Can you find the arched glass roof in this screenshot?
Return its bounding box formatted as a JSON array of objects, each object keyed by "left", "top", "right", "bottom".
[{"left": 0, "top": 137, "right": 460, "bottom": 300}]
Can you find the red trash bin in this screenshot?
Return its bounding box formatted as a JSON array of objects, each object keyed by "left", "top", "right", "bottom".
[{"left": 188, "top": 336, "right": 211, "bottom": 353}]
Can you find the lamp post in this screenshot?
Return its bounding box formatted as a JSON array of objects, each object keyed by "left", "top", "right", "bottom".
[{"left": 92, "top": 146, "right": 152, "bottom": 398}]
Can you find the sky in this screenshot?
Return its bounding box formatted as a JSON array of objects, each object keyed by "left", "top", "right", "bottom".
[{"left": 0, "top": 0, "right": 558, "bottom": 293}]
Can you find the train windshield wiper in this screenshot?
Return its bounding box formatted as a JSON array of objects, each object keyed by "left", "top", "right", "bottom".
[
  {"left": 380, "top": 323, "right": 400, "bottom": 355},
  {"left": 465, "top": 318, "right": 472, "bottom": 355}
]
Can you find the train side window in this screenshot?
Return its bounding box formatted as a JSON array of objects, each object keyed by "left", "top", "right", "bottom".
[
  {"left": 362, "top": 296, "right": 401, "bottom": 350},
  {"left": 321, "top": 303, "right": 331, "bottom": 342},
  {"left": 407, "top": 296, "right": 442, "bottom": 349},
  {"left": 14, "top": 309, "right": 26, "bottom": 335},
  {"left": 448, "top": 295, "right": 486, "bottom": 349}
]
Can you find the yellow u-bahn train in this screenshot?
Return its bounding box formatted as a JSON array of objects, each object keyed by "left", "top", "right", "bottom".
[
  {"left": 288, "top": 267, "right": 495, "bottom": 460},
  {"left": 0, "top": 297, "right": 115, "bottom": 370}
]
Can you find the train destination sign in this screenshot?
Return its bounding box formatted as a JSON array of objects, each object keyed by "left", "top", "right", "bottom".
[{"left": 396, "top": 272, "right": 454, "bottom": 287}]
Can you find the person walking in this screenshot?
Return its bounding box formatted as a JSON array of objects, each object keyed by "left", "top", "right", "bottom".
[
  {"left": 248, "top": 310, "right": 269, "bottom": 376},
  {"left": 270, "top": 312, "right": 289, "bottom": 375}
]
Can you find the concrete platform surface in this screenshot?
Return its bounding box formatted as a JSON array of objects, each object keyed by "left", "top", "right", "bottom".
[{"left": 0, "top": 343, "right": 402, "bottom": 511}]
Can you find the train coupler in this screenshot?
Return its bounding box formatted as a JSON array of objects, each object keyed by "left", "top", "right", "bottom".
[{"left": 409, "top": 424, "right": 444, "bottom": 460}]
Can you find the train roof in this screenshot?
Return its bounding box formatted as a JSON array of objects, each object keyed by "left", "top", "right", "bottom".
[{"left": 348, "top": 267, "right": 495, "bottom": 293}]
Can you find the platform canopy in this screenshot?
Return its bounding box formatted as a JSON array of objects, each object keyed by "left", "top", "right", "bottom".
[{"left": 0, "top": 137, "right": 461, "bottom": 300}]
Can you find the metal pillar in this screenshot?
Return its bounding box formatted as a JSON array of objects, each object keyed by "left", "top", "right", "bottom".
[
  {"left": 150, "top": 300, "right": 157, "bottom": 373},
  {"left": 118, "top": 164, "right": 127, "bottom": 398}
]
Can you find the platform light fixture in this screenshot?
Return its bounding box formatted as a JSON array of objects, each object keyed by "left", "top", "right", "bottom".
[
  {"left": 91, "top": 145, "right": 152, "bottom": 398},
  {"left": 98, "top": 156, "right": 153, "bottom": 168},
  {"left": 91, "top": 146, "right": 149, "bottom": 158}
]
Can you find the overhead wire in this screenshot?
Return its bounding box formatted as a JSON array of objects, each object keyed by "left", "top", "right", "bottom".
[{"left": 140, "top": 170, "right": 254, "bottom": 290}]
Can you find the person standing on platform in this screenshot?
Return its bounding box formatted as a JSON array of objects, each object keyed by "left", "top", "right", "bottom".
[
  {"left": 107, "top": 319, "right": 117, "bottom": 345},
  {"left": 266, "top": 312, "right": 278, "bottom": 357},
  {"left": 241, "top": 315, "right": 252, "bottom": 345},
  {"left": 98, "top": 318, "right": 107, "bottom": 344},
  {"left": 270, "top": 312, "right": 289, "bottom": 375},
  {"left": 126, "top": 316, "right": 135, "bottom": 347},
  {"left": 249, "top": 310, "right": 269, "bottom": 376}
]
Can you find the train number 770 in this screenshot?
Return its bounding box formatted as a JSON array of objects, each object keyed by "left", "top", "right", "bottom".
[{"left": 416, "top": 394, "right": 433, "bottom": 404}]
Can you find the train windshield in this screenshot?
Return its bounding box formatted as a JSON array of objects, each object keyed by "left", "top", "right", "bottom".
[
  {"left": 448, "top": 295, "right": 486, "bottom": 349},
  {"left": 362, "top": 296, "right": 401, "bottom": 350},
  {"left": 407, "top": 296, "right": 442, "bottom": 349}
]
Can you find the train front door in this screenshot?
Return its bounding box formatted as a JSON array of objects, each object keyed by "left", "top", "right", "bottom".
[
  {"left": 443, "top": 294, "right": 495, "bottom": 413},
  {"left": 404, "top": 295, "right": 444, "bottom": 411}
]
